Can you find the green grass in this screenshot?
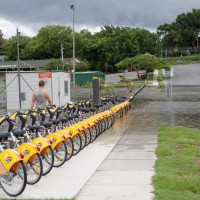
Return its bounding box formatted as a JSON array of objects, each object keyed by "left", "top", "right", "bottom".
[
  {"left": 147, "top": 72, "right": 154, "bottom": 81},
  {"left": 153, "top": 126, "right": 200, "bottom": 200},
  {"left": 163, "top": 54, "right": 200, "bottom": 65},
  {"left": 156, "top": 70, "right": 165, "bottom": 91}
]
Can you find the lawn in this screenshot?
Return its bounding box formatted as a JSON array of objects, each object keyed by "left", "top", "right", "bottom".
[{"left": 153, "top": 126, "right": 200, "bottom": 200}]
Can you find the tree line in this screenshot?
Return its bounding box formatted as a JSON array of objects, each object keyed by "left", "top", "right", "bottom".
[{"left": 0, "top": 9, "right": 199, "bottom": 72}]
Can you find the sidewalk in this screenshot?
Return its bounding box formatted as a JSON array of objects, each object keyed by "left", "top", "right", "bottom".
[{"left": 76, "top": 104, "right": 158, "bottom": 200}]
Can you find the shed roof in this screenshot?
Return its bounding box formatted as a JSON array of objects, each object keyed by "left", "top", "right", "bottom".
[{"left": 74, "top": 71, "right": 105, "bottom": 75}]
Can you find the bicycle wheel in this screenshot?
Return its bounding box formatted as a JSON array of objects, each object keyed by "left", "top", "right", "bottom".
[
  {"left": 72, "top": 134, "right": 82, "bottom": 155},
  {"left": 65, "top": 138, "right": 74, "bottom": 161},
  {"left": 90, "top": 125, "right": 98, "bottom": 142},
  {"left": 110, "top": 114, "right": 115, "bottom": 127},
  {"left": 53, "top": 141, "right": 67, "bottom": 167},
  {"left": 41, "top": 146, "right": 54, "bottom": 176},
  {"left": 80, "top": 131, "right": 87, "bottom": 150},
  {"left": 26, "top": 153, "right": 43, "bottom": 185},
  {"left": 0, "top": 160, "right": 27, "bottom": 197},
  {"left": 85, "top": 129, "right": 91, "bottom": 146}
]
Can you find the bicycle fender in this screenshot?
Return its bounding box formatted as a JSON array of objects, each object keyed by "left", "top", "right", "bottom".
[
  {"left": 45, "top": 133, "right": 64, "bottom": 149},
  {"left": 64, "top": 126, "right": 81, "bottom": 138},
  {"left": 16, "top": 143, "right": 38, "bottom": 164},
  {"left": 31, "top": 137, "right": 50, "bottom": 153},
  {"left": 55, "top": 130, "right": 72, "bottom": 142},
  {"left": 77, "top": 121, "right": 90, "bottom": 129},
  {"left": 0, "top": 149, "right": 22, "bottom": 173},
  {"left": 72, "top": 123, "right": 85, "bottom": 131}
]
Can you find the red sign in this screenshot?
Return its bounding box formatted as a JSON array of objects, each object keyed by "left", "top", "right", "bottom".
[{"left": 38, "top": 73, "right": 52, "bottom": 79}]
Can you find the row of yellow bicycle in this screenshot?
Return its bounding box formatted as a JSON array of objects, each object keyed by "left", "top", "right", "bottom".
[{"left": 0, "top": 96, "right": 131, "bottom": 197}]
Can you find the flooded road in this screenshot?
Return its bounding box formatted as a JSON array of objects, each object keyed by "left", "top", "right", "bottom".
[{"left": 135, "top": 63, "right": 200, "bottom": 129}]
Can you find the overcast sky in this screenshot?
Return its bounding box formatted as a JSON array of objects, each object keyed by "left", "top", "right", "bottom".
[{"left": 0, "top": 0, "right": 200, "bottom": 38}]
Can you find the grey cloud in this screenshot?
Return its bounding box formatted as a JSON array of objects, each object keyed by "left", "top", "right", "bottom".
[{"left": 0, "top": 0, "right": 200, "bottom": 34}]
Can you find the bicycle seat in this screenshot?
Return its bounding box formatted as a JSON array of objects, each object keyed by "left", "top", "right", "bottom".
[
  {"left": 90, "top": 107, "right": 97, "bottom": 112},
  {"left": 28, "top": 125, "right": 43, "bottom": 131},
  {"left": 94, "top": 103, "right": 104, "bottom": 108},
  {"left": 60, "top": 118, "right": 68, "bottom": 123},
  {"left": 67, "top": 115, "right": 75, "bottom": 120},
  {"left": 72, "top": 113, "right": 79, "bottom": 118},
  {"left": 79, "top": 108, "right": 90, "bottom": 113},
  {"left": 12, "top": 130, "right": 26, "bottom": 137},
  {"left": 41, "top": 121, "right": 53, "bottom": 128},
  {"left": 0, "top": 132, "right": 10, "bottom": 140},
  {"left": 50, "top": 119, "right": 61, "bottom": 125}
]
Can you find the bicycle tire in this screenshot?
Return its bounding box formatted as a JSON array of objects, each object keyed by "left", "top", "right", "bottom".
[
  {"left": 85, "top": 129, "right": 91, "bottom": 146},
  {"left": 72, "top": 134, "right": 82, "bottom": 155},
  {"left": 90, "top": 125, "right": 98, "bottom": 142},
  {"left": 0, "top": 160, "right": 27, "bottom": 197},
  {"left": 80, "top": 131, "right": 87, "bottom": 150},
  {"left": 65, "top": 137, "right": 74, "bottom": 161},
  {"left": 53, "top": 141, "right": 67, "bottom": 167},
  {"left": 26, "top": 153, "right": 43, "bottom": 185},
  {"left": 41, "top": 146, "right": 54, "bottom": 176}
]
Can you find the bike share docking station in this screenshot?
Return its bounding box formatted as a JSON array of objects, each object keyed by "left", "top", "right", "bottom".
[{"left": 92, "top": 77, "right": 101, "bottom": 104}]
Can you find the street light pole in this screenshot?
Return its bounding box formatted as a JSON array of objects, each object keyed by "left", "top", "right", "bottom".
[
  {"left": 70, "top": 4, "right": 75, "bottom": 85},
  {"left": 17, "top": 28, "right": 21, "bottom": 110},
  {"left": 61, "top": 44, "right": 64, "bottom": 70}
]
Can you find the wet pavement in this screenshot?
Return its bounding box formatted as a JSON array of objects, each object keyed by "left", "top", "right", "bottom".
[
  {"left": 76, "top": 63, "right": 200, "bottom": 200},
  {"left": 76, "top": 87, "right": 159, "bottom": 200},
  {"left": 0, "top": 64, "right": 199, "bottom": 199}
]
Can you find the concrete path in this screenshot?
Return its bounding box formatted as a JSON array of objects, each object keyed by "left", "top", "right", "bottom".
[{"left": 76, "top": 98, "right": 159, "bottom": 200}]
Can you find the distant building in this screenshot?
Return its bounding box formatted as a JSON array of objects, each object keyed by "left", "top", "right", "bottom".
[
  {"left": 0, "top": 55, "right": 6, "bottom": 61},
  {"left": 0, "top": 59, "right": 51, "bottom": 72}
]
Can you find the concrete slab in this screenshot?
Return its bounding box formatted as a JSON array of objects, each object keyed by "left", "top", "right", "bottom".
[
  {"left": 98, "top": 159, "right": 155, "bottom": 171},
  {"left": 112, "top": 144, "right": 157, "bottom": 152},
  {"left": 119, "top": 133, "right": 157, "bottom": 140},
  {"left": 107, "top": 151, "right": 156, "bottom": 160},
  {"left": 77, "top": 185, "right": 154, "bottom": 200},
  {"left": 87, "top": 171, "right": 154, "bottom": 185}
]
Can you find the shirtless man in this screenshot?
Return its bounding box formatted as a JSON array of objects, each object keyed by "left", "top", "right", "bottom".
[{"left": 31, "top": 80, "right": 52, "bottom": 109}]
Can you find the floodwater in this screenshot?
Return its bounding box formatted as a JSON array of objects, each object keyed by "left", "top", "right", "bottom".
[
  {"left": 1, "top": 64, "right": 200, "bottom": 129},
  {"left": 160, "top": 86, "right": 200, "bottom": 128},
  {"left": 134, "top": 64, "right": 200, "bottom": 130}
]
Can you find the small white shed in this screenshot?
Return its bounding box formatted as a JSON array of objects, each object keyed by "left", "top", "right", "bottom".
[{"left": 6, "top": 71, "right": 71, "bottom": 111}]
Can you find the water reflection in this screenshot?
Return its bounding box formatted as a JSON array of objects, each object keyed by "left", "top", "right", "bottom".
[{"left": 135, "top": 86, "right": 200, "bottom": 129}]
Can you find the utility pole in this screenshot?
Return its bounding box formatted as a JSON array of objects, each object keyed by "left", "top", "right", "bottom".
[
  {"left": 17, "top": 28, "right": 21, "bottom": 110},
  {"left": 61, "top": 44, "right": 64, "bottom": 70},
  {"left": 70, "top": 4, "right": 75, "bottom": 85}
]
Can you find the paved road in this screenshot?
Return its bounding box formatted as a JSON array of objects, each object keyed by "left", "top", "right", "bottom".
[
  {"left": 172, "top": 63, "right": 200, "bottom": 85},
  {"left": 105, "top": 72, "right": 137, "bottom": 83}
]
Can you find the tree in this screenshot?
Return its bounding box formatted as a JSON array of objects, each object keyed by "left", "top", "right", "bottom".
[
  {"left": 0, "top": 29, "right": 5, "bottom": 55},
  {"left": 81, "top": 25, "right": 159, "bottom": 71},
  {"left": 3, "top": 35, "right": 31, "bottom": 60},
  {"left": 22, "top": 25, "right": 73, "bottom": 60},
  {"left": 157, "top": 9, "right": 200, "bottom": 50},
  {"left": 116, "top": 53, "right": 170, "bottom": 78},
  {"left": 0, "top": 29, "right": 4, "bottom": 46},
  {"left": 40, "top": 58, "right": 90, "bottom": 72}
]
